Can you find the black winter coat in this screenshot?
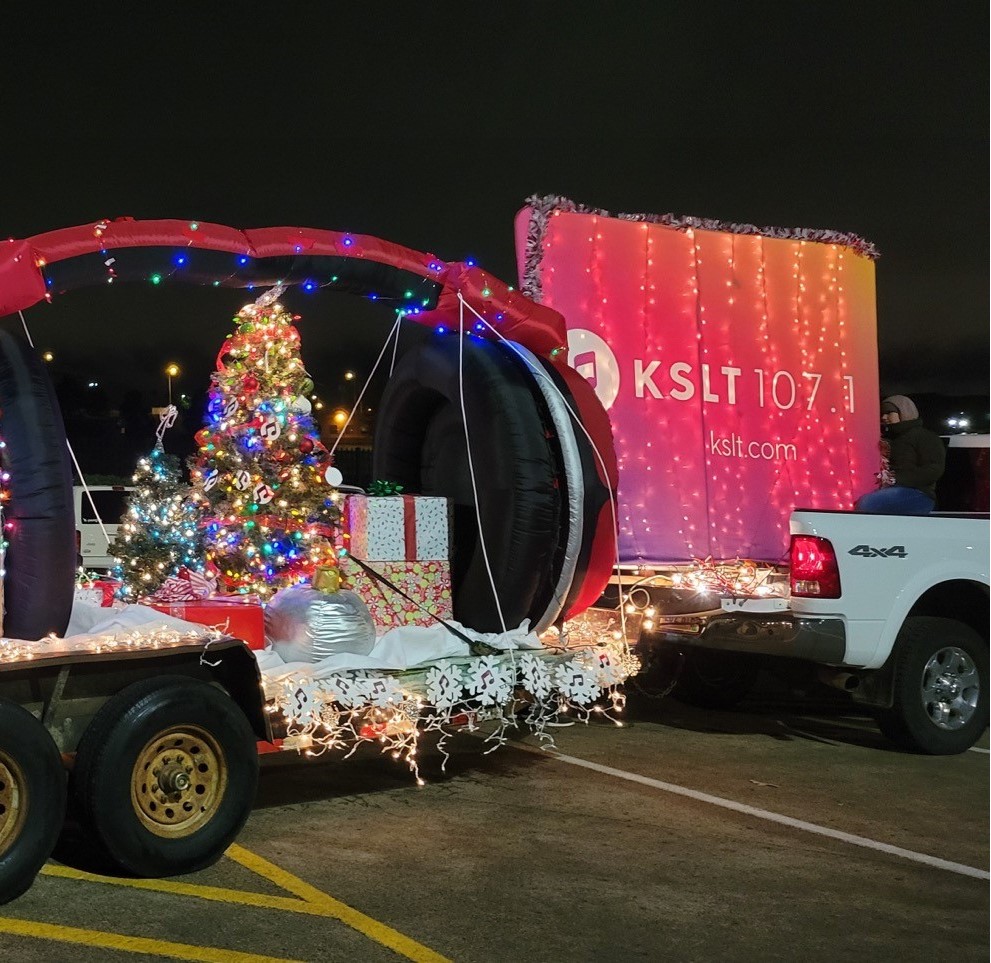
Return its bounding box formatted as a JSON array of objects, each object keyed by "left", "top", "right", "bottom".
[{"left": 886, "top": 419, "right": 945, "bottom": 499}]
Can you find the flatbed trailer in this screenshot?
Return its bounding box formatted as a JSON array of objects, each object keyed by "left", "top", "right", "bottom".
[
  {"left": 0, "top": 603, "right": 636, "bottom": 905},
  {"left": 0, "top": 634, "right": 267, "bottom": 903}
]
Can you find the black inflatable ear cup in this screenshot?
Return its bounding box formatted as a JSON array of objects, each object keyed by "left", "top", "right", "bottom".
[
  {"left": 498, "top": 342, "right": 583, "bottom": 633},
  {"left": 371, "top": 336, "right": 563, "bottom": 634},
  {"left": 0, "top": 323, "right": 76, "bottom": 639},
  {"left": 531, "top": 355, "right": 613, "bottom": 620}
]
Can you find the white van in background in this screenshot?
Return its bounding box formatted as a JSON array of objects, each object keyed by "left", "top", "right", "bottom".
[{"left": 73, "top": 485, "right": 134, "bottom": 571}]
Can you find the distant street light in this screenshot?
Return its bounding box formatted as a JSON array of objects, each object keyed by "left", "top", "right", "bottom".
[
  {"left": 42, "top": 351, "right": 54, "bottom": 362},
  {"left": 164, "top": 363, "right": 180, "bottom": 404},
  {"left": 332, "top": 408, "right": 348, "bottom": 430},
  {"left": 342, "top": 370, "right": 358, "bottom": 407}
]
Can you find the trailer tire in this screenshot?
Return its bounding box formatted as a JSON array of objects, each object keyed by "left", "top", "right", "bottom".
[
  {"left": 71, "top": 676, "right": 258, "bottom": 877},
  {"left": 671, "top": 648, "right": 760, "bottom": 710},
  {"left": 0, "top": 700, "right": 66, "bottom": 904},
  {"left": 875, "top": 616, "right": 988, "bottom": 755}
]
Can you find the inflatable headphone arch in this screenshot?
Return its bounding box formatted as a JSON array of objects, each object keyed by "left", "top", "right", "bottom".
[{"left": 0, "top": 218, "right": 617, "bottom": 639}]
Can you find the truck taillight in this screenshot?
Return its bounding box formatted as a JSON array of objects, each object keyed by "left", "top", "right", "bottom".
[{"left": 790, "top": 535, "right": 841, "bottom": 598}]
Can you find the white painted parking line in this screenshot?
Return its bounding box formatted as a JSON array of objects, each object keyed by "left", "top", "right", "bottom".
[
  {"left": 534, "top": 750, "right": 990, "bottom": 881},
  {"left": 968, "top": 747, "right": 989, "bottom": 754}
]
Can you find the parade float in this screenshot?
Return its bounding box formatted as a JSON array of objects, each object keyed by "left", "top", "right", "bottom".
[
  {"left": 0, "top": 197, "right": 882, "bottom": 902},
  {"left": 0, "top": 216, "right": 636, "bottom": 903}
]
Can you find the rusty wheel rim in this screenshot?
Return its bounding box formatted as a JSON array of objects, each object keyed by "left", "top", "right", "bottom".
[
  {"left": 131, "top": 726, "right": 227, "bottom": 838},
  {"left": 0, "top": 751, "right": 27, "bottom": 856}
]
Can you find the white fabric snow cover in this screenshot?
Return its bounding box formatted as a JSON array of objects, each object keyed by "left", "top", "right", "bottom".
[
  {"left": 58, "top": 601, "right": 545, "bottom": 691},
  {"left": 256, "top": 619, "right": 544, "bottom": 682},
  {"left": 64, "top": 598, "right": 211, "bottom": 637}
]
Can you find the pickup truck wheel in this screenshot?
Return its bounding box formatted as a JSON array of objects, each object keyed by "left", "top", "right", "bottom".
[
  {"left": 0, "top": 700, "right": 66, "bottom": 904},
  {"left": 876, "top": 617, "right": 988, "bottom": 755},
  {"left": 71, "top": 675, "right": 258, "bottom": 877}
]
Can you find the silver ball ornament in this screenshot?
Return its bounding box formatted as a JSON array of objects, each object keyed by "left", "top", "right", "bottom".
[{"left": 265, "top": 585, "right": 376, "bottom": 663}]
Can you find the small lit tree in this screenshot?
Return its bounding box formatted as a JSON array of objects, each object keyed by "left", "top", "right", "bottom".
[
  {"left": 112, "top": 445, "right": 204, "bottom": 598},
  {"left": 188, "top": 285, "right": 341, "bottom": 596}
]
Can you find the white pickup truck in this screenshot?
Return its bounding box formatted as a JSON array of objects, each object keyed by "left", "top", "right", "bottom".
[{"left": 656, "top": 508, "right": 989, "bottom": 754}]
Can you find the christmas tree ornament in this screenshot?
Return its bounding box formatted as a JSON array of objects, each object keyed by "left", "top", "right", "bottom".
[
  {"left": 299, "top": 376, "right": 315, "bottom": 396},
  {"left": 243, "top": 374, "right": 259, "bottom": 392},
  {"left": 290, "top": 396, "right": 312, "bottom": 415},
  {"left": 259, "top": 415, "right": 281, "bottom": 441},
  {"left": 299, "top": 437, "right": 314, "bottom": 454},
  {"left": 223, "top": 397, "right": 238, "bottom": 419},
  {"left": 324, "top": 466, "right": 343, "bottom": 486},
  {"left": 203, "top": 468, "right": 220, "bottom": 491},
  {"left": 234, "top": 469, "right": 251, "bottom": 490},
  {"left": 265, "top": 584, "right": 375, "bottom": 663},
  {"left": 252, "top": 482, "right": 275, "bottom": 505}
]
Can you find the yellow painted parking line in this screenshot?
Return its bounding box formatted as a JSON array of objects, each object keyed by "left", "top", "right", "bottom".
[
  {"left": 41, "top": 864, "right": 334, "bottom": 918},
  {"left": 230, "top": 845, "right": 451, "bottom": 963},
  {"left": 0, "top": 915, "right": 303, "bottom": 963},
  {"left": 40, "top": 845, "right": 451, "bottom": 963}
]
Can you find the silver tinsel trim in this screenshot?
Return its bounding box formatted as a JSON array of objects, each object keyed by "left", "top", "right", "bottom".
[{"left": 520, "top": 194, "right": 880, "bottom": 303}]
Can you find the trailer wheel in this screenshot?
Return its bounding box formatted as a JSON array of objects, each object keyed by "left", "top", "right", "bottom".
[
  {"left": 670, "top": 648, "right": 760, "bottom": 709},
  {"left": 72, "top": 676, "right": 258, "bottom": 877},
  {"left": 875, "top": 616, "right": 988, "bottom": 755},
  {"left": 637, "top": 645, "right": 760, "bottom": 708},
  {"left": 0, "top": 700, "right": 66, "bottom": 904}
]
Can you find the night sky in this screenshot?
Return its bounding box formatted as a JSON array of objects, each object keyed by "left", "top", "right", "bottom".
[{"left": 1, "top": 5, "right": 987, "bottom": 426}]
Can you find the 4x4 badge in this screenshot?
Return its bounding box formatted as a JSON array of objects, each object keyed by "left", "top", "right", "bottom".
[{"left": 848, "top": 544, "right": 908, "bottom": 558}]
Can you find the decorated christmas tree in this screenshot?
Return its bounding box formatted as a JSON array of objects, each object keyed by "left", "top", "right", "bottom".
[
  {"left": 112, "top": 440, "right": 205, "bottom": 598},
  {"left": 188, "top": 285, "right": 342, "bottom": 596}
]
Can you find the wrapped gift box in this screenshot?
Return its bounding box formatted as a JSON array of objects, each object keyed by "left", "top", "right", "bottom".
[
  {"left": 74, "top": 579, "right": 122, "bottom": 608},
  {"left": 342, "top": 559, "right": 453, "bottom": 632},
  {"left": 345, "top": 494, "right": 449, "bottom": 561},
  {"left": 142, "top": 597, "right": 266, "bottom": 650}
]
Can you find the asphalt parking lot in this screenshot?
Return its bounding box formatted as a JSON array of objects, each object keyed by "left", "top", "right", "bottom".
[{"left": 1, "top": 679, "right": 987, "bottom": 963}]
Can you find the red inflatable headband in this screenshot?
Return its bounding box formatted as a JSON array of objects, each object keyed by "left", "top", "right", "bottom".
[{"left": 0, "top": 217, "right": 568, "bottom": 359}]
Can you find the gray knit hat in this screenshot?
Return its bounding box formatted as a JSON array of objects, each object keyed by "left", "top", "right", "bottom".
[{"left": 882, "top": 395, "right": 919, "bottom": 420}]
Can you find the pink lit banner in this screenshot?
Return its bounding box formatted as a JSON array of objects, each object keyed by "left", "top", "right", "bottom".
[{"left": 516, "top": 203, "right": 880, "bottom": 564}]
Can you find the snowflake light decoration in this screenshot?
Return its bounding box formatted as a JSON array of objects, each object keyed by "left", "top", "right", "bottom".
[
  {"left": 424, "top": 662, "right": 464, "bottom": 710},
  {"left": 326, "top": 672, "right": 369, "bottom": 708},
  {"left": 463, "top": 656, "right": 514, "bottom": 706},
  {"left": 554, "top": 659, "right": 603, "bottom": 703},
  {"left": 265, "top": 612, "right": 638, "bottom": 782},
  {"left": 365, "top": 675, "right": 404, "bottom": 708},
  {"left": 518, "top": 653, "right": 554, "bottom": 699}
]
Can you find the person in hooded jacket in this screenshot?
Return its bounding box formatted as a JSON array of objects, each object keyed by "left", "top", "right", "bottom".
[{"left": 855, "top": 394, "right": 946, "bottom": 514}]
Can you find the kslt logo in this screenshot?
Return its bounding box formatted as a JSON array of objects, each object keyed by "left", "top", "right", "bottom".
[
  {"left": 568, "top": 329, "right": 620, "bottom": 409},
  {"left": 848, "top": 544, "right": 908, "bottom": 558}
]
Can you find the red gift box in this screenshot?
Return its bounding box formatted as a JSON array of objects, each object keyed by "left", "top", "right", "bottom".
[
  {"left": 142, "top": 597, "right": 266, "bottom": 650},
  {"left": 75, "top": 578, "right": 122, "bottom": 607}
]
